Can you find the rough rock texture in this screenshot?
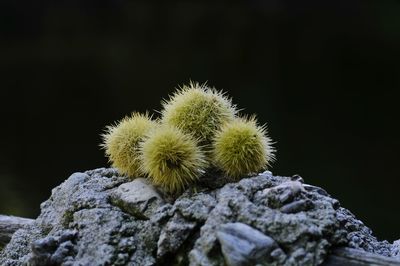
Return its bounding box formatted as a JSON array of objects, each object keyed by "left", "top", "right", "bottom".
[
  {"left": 0, "top": 215, "right": 34, "bottom": 249},
  {"left": 0, "top": 168, "right": 399, "bottom": 265}
]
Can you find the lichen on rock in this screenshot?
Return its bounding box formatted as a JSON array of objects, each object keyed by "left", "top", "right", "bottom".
[{"left": 0, "top": 168, "right": 399, "bottom": 266}]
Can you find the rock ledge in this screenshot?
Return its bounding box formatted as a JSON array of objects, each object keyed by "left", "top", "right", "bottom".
[{"left": 0, "top": 168, "right": 399, "bottom": 265}]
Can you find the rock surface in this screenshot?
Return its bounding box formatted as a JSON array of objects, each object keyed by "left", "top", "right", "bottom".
[
  {"left": 217, "top": 222, "right": 279, "bottom": 266},
  {"left": 0, "top": 168, "right": 399, "bottom": 265}
]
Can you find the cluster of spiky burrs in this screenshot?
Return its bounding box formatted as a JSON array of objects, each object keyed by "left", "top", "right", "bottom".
[{"left": 102, "top": 82, "right": 275, "bottom": 194}]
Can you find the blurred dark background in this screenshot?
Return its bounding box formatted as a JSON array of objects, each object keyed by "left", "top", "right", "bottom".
[{"left": 0, "top": 1, "right": 399, "bottom": 241}]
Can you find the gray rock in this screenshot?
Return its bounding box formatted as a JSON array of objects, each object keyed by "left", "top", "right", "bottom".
[
  {"left": 280, "top": 199, "right": 312, "bottom": 214},
  {"left": 217, "top": 222, "right": 279, "bottom": 266},
  {"left": 392, "top": 240, "right": 400, "bottom": 258},
  {"left": 0, "top": 168, "right": 399, "bottom": 266},
  {"left": 28, "top": 229, "right": 77, "bottom": 265},
  {"left": 157, "top": 213, "right": 197, "bottom": 259},
  {"left": 110, "top": 178, "right": 165, "bottom": 219},
  {"left": 253, "top": 180, "right": 305, "bottom": 209}
]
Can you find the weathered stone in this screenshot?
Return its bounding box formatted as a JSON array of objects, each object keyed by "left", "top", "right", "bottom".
[
  {"left": 253, "top": 180, "right": 305, "bottom": 209},
  {"left": 303, "top": 184, "right": 329, "bottom": 197},
  {"left": 157, "top": 213, "right": 197, "bottom": 258},
  {"left": 28, "top": 229, "right": 77, "bottom": 266},
  {"left": 393, "top": 240, "right": 400, "bottom": 258},
  {"left": 0, "top": 215, "right": 34, "bottom": 249},
  {"left": 110, "top": 178, "right": 165, "bottom": 219},
  {"left": 280, "top": 199, "right": 312, "bottom": 214},
  {"left": 0, "top": 168, "right": 398, "bottom": 266},
  {"left": 217, "top": 222, "right": 279, "bottom": 266},
  {"left": 323, "top": 247, "right": 400, "bottom": 266}
]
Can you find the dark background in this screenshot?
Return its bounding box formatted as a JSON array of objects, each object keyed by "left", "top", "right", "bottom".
[{"left": 1, "top": 1, "right": 399, "bottom": 241}]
